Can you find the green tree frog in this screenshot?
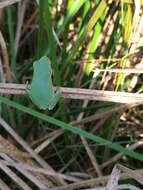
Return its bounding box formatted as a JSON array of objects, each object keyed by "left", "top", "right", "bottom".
[{"left": 26, "top": 56, "right": 61, "bottom": 110}]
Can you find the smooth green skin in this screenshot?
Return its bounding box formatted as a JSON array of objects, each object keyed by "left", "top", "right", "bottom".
[{"left": 26, "top": 56, "right": 61, "bottom": 110}]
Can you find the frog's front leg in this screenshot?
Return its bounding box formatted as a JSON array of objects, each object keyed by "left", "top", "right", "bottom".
[
  {"left": 48, "top": 89, "right": 61, "bottom": 110},
  {"left": 25, "top": 81, "right": 31, "bottom": 95}
]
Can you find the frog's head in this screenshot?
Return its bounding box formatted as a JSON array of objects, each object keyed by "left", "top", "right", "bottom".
[{"left": 33, "top": 56, "right": 52, "bottom": 75}]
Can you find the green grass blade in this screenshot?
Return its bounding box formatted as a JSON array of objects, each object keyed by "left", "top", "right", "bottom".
[
  {"left": 85, "top": 9, "right": 104, "bottom": 75},
  {"left": 44, "top": 1, "right": 60, "bottom": 86},
  {"left": 0, "top": 95, "right": 143, "bottom": 162},
  {"left": 37, "top": 0, "right": 45, "bottom": 58},
  {"left": 65, "top": 0, "right": 107, "bottom": 65},
  {"left": 44, "top": 1, "right": 67, "bottom": 122},
  {"left": 6, "top": 6, "right": 17, "bottom": 81},
  {"left": 57, "top": 0, "right": 87, "bottom": 35}
]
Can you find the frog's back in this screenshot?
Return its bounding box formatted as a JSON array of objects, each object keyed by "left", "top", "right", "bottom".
[
  {"left": 30, "top": 80, "right": 54, "bottom": 109},
  {"left": 30, "top": 56, "right": 54, "bottom": 105}
]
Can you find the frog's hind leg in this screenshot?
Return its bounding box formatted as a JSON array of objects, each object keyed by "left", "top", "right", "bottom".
[{"left": 48, "top": 89, "right": 62, "bottom": 110}]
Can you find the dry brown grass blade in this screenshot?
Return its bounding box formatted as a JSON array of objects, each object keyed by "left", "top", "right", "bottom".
[
  {"left": 75, "top": 57, "right": 143, "bottom": 64},
  {"left": 106, "top": 164, "right": 143, "bottom": 190},
  {"left": 79, "top": 131, "right": 102, "bottom": 177},
  {"left": 117, "top": 164, "right": 143, "bottom": 185},
  {"left": 92, "top": 68, "right": 143, "bottom": 74},
  {"left": 0, "top": 135, "right": 55, "bottom": 188},
  {"left": 0, "top": 117, "right": 67, "bottom": 186},
  {"left": 71, "top": 103, "right": 137, "bottom": 125},
  {"left": 0, "top": 83, "right": 143, "bottom": 104},
  {"left": 105, "top": 165, "right": 120, "bottom": 190},
  {"left": 0, "top": 160, "right": 32, "bottom": 190},
  {"left": 30, "top": 128, "right": 64, "bottom": 146},
  {"left": 0, "top": 147, "right": 30, "bottom": 158},
  {"left": 0, "top": 31, "right": 12, "bottom": 82},
  {"left": 34, "top": 128, "right": 64, "bottom": 154},
  {"left": 0, "top": 160, "right": 82, "bottom": 182},
  {"left": 20, "top": 8, "right": 38, "bottom": 38},
  {"left": 75, "top": 82, "right": 102, "bottom": 177},
  {"left": 50, "top": 168, "right": 143, "bottom": 190}
]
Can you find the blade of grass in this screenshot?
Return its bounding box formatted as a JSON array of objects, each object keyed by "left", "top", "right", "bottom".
[
  {"left": 37, "top": 0, "right": 45, "bottom": 58},
  {"left": 57, "top": 0, "right": 87, "bottom": 36},
  {"left": 0, "top": 95, "right": 143, "bottom": 162},
  {"left": 44, "top": 1, "right": 60, "bottom": 86},
  {"left": 78, "top": 0, "right": 90, "bottom": 35},
  {"left": 61, "top": 0, "right": 74, "bottom": 61},
  {"left": 85, "top": 1, "right": 105, "bottom": 75},
  {"left": 65, "top": 0, "right": 107, "bottom": 65},
  {"left": 124, "top": 4, "right": 132, "bottom": 43},
  {"left": 44, "top": 1, "right": 67, "bottom": 123},
  {"left": 6, "top": 6, "right": 17, "bottom": 81},
  {"left": 115, "top": 3, "right": 132, "bottom": 91},
  {"left": 44, "top": 1, "right": 69, "bottom": 151}
]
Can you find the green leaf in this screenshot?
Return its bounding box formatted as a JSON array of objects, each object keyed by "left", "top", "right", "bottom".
[{"left": 0, "top": 95, "right": 143, "bottom": 162}]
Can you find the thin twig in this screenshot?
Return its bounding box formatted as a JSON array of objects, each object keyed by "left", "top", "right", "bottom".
[
  {"left": 0, "top": 160, "right": 82, "bottom": 182},
  {"left": 105, "top": 165, "right": 120, "bottom": 190},
  {"left": 80, "top": 133, "right": 102, "bottom": 177},
  {"left": 0, "top": 83, "right": 143, "bottom": 104},
  {"left": 92, "top": 68, "right": 143, "bottom": 74},
  {"left": 0, "top": 160, "right": 32, "bottom": 190},
  {"left": 117, "top": 164, "right": 143, "bottom": 185},
  {"left": 0, "top": 135, "right": 55, "bottom": 188},
  {"left": 34, "top": 129, "right": 64, "bottom": 154},
  {"left": 0, "top": 148, "right": 30, "bottom": 158},
  {"left": 70, "top": 103, "right": 138, "bottom": 125},
  {"left": 50, "top": 169, "right": 143, "bottom": 190},
  {"left": 20, "top": 8, "right": 38, "bottom": 37},
  {"left": 75, "top": 57, "right": 143, "bottom": 64},
  {"left": 0, "top": 117, "right": 67, "bottom": 186}
]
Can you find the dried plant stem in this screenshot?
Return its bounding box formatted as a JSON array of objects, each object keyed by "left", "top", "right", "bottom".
[
  {"left": 0, "top": 148, "right": 30, "bottom": 158},
  {"left": 15, "top": 0, "right": 29, "bottom": 56},
  {"left": 79, "top": 133, "right": 102, "bottom": 177},
  {"left": 0, "top": 135, "right": 55, "bottom": 188},
  {"left": 117, "top": 164, "right": 143, "bottom": 185},
  {"left": 93, "top": 68, "right": 143, "bottom": 74},
  {"left": 0, "top": 117, "right": 67, "bottom": 186},
  {"left": 0, "top": 160, "right": 32, "bottom": 190},
  {"left": 0, "top": 83, "right": 143, "bottom": 104},
  {"left": 34, "top": 129, "right": 64, "bottom": 154},
  {"left": 50, "top": 168, "right": 143, "bottom": 190},
  {"left": 105, "top": 165, "right": 120, "bottom": 190},
  {"left": 0, "top": 31, "right": 12, "bottom": 82},
  {"left": 75, "top": 56, "right": 143, "bottom": 64},
  {"left": 21, "top": 8, "right": 38, "bottom": 37},
  {"left": 76, "top": 74, "right": 102, "bottom": 177},
  {"left": 0, "top": 160, "right": 81, "bottom": 182}
]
